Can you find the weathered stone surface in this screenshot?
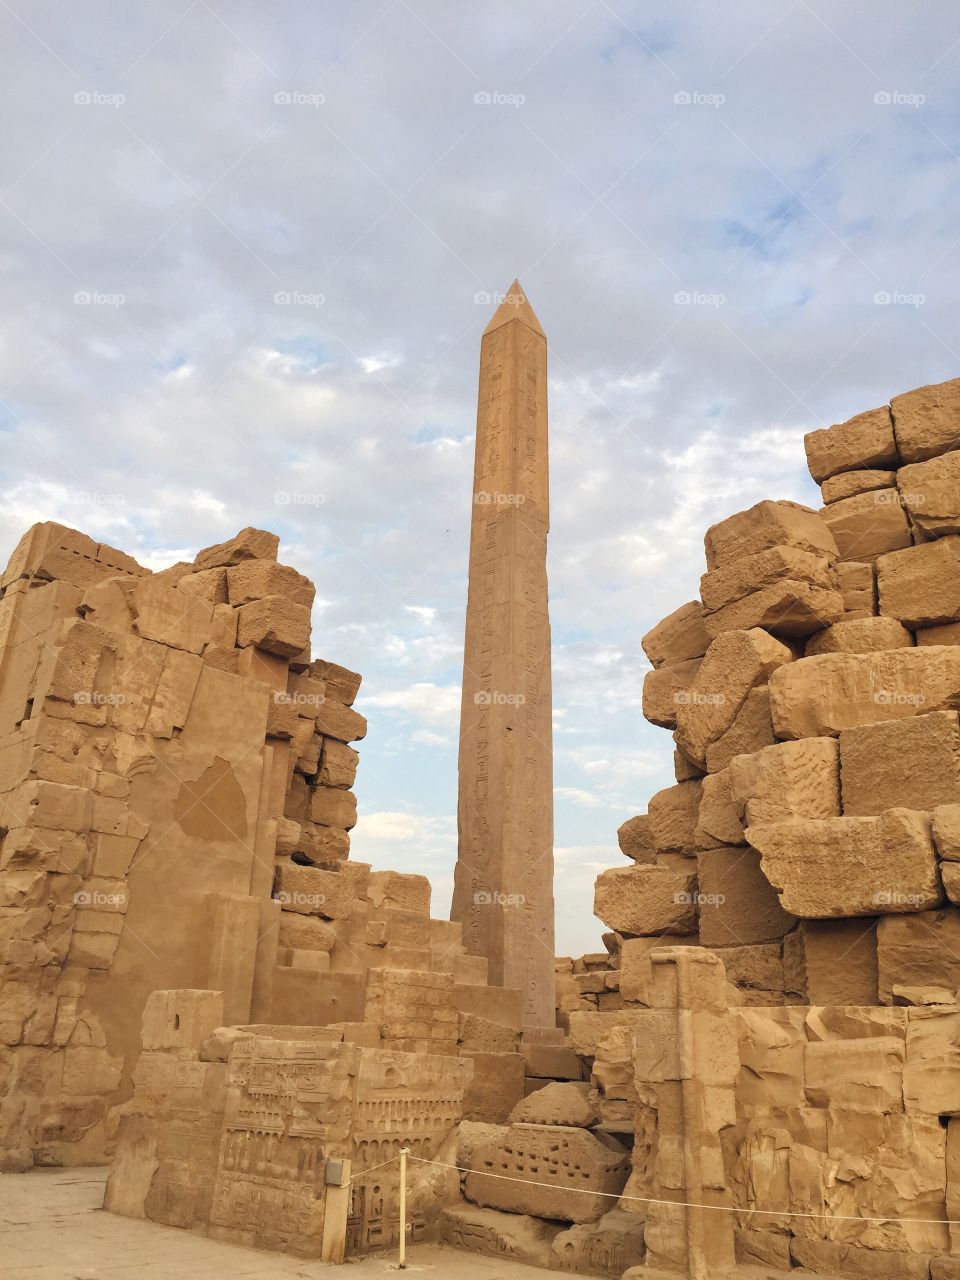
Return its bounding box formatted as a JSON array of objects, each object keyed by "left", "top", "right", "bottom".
[
  {"left": 704, "top": 500, "right": 838, "bottom": 569},
  {"left": 903, "top": 1008, "right": 960, "bottom": 1114},
  {"left": 194, "top": 527, "right": 279, "bottom": 571},
  {"left": 619, "top": 936, "right": 698, "bottom": 1005},
  {"left": 820, "top": 488, "right": 913, "bottom": 561},
  {"left": 642, "top": 658, "right": 702, "bottom": 730},
  {"left": 550, "top": 1208, "right": 646, "bottom": 1277},
  {"left": 791, "top": 1235, "right": 929, "bottom": 1279},
  {"left": 647, "top": 782, "right": 701, "bottom": 852},
  {"left": 821, "top": 467, "right": 896, "bottom": 503},
  {"left": 702, "top": 579, "right": 844, "bottom": 640},
  {"left": 840, "top": 711, "right": 960, "bottom": 815},
  {"left": 769, "top": 647, "right": 960, "bottom": 739},
  {"left": 878, "top": 536, "right": 960, "bottom": 626},
  {"left": 593, "top": 866, "right": 698, "bottom": 937},
  {"left": 896, "top": 449, "right": 960, "bottom": 539},
  {"left": 617, "top": 815, "right": 654, "bottom": 863},
  {"left": 696, "top": 848, "right": 795, "bottom": 947},
  {"left": 838, "top": 559, "right": 876, "bottom": 615},
  {"left": 675, "top": 629, "right": 793, "bottom": 767},
  {"left": 877, "top": 910, "right": 960, "bottom": 1002},
  {"left": 717, "top": 942, "right": 784, "bottom": 1005},
  {"left": 564, "top": 1010, "right": 637, "bottom": 1057},
  {"left": 226, "top": 559, "right": 315, "bottom": 608},
  {"left": 524, "top": 1043, "right": 583, "bottom": 1081},
  {"left": 509, "top": 1081, "right": 600, "bottom": 1127},
  {"left": 236, "top": 596, "right": 311, "bottom": 658},
  {"left": 805, "top": 405, "right": 900, "bottom": 482},
  {"left": 892, "top": 376, "right": 960, "bottom": 464},
  {"left": 703, "top": 686, "right": 775, "bottom": 774},
  {"left": 465, "top": 1123, "right": 629, "bottom": 1223},
  {"left": 933, "top": 804, "right": 960, "bottom": 860},
  {"left": 747, "top": 809, "right": 941, "bottom": 918},
  {"left": 805, "top": 614, "right": 913, "bottom": 655},
  {"left": 699, "top": 545, "right": 837, "bottom": 612},
  {"left": 641, "top": 601, "right": 710, "bottom": 669},
  {"left": 728, "top": 737, "right": 840, "bottom": 827},
  {"left": 918, "top": 621, "right": 960, "bottom": 646},
  {"left": 439, "top": 1203, "right": 561, "bottom": 1268},
  {"left": 696, "top": 770, "right": 744, "bottom": 847},
  {"left": 461, "top": 1051, "right": 525, "bottom": 1122}
]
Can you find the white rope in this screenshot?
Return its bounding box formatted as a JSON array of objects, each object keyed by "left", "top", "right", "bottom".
[
  {"left": 405, "top": 1154, "right": 958, "bottom": 1228},
  {"left": 347, "top": 1154, "right": 402, "bottom": 1184}
]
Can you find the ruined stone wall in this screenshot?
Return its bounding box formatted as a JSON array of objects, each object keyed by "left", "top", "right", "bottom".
[{"left": 0, "top": 520, "right": 522, "bottom": 1172}]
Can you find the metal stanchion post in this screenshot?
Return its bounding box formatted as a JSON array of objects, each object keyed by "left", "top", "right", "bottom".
[{"left": 398, "top": 1146, "right": 409, "bottom": 1269}]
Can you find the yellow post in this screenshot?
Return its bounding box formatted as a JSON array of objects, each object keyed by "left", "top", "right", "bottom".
[{"left": 398, "top": 1146, "right": 409, "bottom": 1269}]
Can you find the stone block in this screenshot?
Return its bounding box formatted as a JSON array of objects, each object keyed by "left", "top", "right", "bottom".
[
  {"left": 841, "top": 711, "right": 960, "bottom": 815},
  {"left": 593, "top": 865, "right": 698, "bottom": 936},
  {"left": 696, "top": 848, "right": 795, "bottom": 947},
  {"left": 820, "top": 488, "right": 912, "bottom": 561},
  {"left": 696, "top": 770, "right": 744, "bottom": 846},
  {"left": 918, "top": 621, "right": 960, "bottom": 646},
  {"left": 509, "top": 1081, "right": 599, "bottom": 1127},
  {"left": 273, "top": 864, "right": 353, "bottom": 920},
  {"left": 716, "top": 942, "right": 784, "bottom": 1005},
  {"left": 564, "top": 1010, "right": 637, "bottom": 1057},
  {"left": 904, "top": 1009, "right": 960, "bottom": 1114},
  {"left": 194, "top": 527, "right": 279, "bottom": 571},
  {"left": 465, "top": 1123, "right": 629, "bottom": 1223},
  {"left": 702, "top": 579, "right": 844, "bottom": 640},
  {"left": 728, "top": 737, "right": 840, "bottom": 826},
  {"left": 439, "top": 1203, "right": 561, "bottom": 1267},
  {"left": 700, "top": 545, "right": 838, "bottom": 612},
  {"left": 769, "top": 647, "right": 960, "bottom": 739},
  {"left": 141, "top": 989, "right": 224, "bottom": 1053},
  {"left": 805, "top": 614, "right": 913, "bottom": 655},
  {"left": 747, "top": 809, "right": 940, "bottom": 918},
  {"left": 675, "top": 628, "right": 793, "bottom": 767},
  {"left": 896, "top": 448, "right": 960, "bottom": 539},
  {"left": 550, "top": 1209, "right": 647, "bottom": 1277},
  {"left": 461, "top": 1051, "right": 525, "bottom": 1122},
  {"left": 838, "top": 559, "right": 876, "bottom": 614},
  {"left": 704, "top": 500, "right": 838, "bottom": 569},
  {"left": 226, "top": 559, "right": 315, "bottom": 608},
  {"left": 367, "top": 870, "right": 430, "bottom": 914},
  {"left": 805, "top": 1035, "right": 905, "bottom": 1110},
  {"left": 703, "top": 685, "right": 775, "bottom": 773},
  {"left": 523, "top": 1043, "right": 582, "bottom": 1080},
  {"left": 791, "top": 1235, "right": 929, "bottom": 1279},
  {"left": 804, "top": 405, "right": 900, "bottom": 482},
  {"left": 783, "top": 918, "right": 879, "bottom": 1004},
  {"left": 318, "top": 739, "right": 359, "bottom": 788},
  {"left": 642, "top": 658, "right": 701, "bottom": 730},
  {"left": 236, "top": 596, "right": 311, "bottom": 658},
  {"left": 308, "top": 658, "right": 362, "bottom": 705},
  {"left": 878, "top": 536, "right": 960, "bottom": 626},
  {"left": 648, "top": 781, "right": 701, "bottom": 851},
  {"left": 313, "top": 697, "right": 367, "bottom": 743},
  {"left": 617, "top": 814, "right": 654, "bottom": 863},
  {"left": 641, "top": 601, "right": 710, "bottom": 668},
  {"left": 892, "top": 376, "right": 960, "bottom": 464},
  {"left": 878, "top": 910, "right": 960, "bottom": 1003},
  {"left": 308, "top": 785, "right": 357, "bottom": 830},
  {"left": 822, "top": 467, "right": 896, "bottom": 503}
]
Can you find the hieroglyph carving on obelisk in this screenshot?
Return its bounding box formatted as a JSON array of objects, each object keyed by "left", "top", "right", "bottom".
[{"left": 451, "top": 280, "right": 555, "bottom": 1029}]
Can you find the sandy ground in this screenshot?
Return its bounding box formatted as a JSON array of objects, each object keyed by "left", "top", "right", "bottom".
[{"left": 0, "top": 1166, "right": 561, "bottom": 1279}]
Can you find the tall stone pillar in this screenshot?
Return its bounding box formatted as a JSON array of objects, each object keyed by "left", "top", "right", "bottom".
[{"left": 451, "top": 280, "right": 556, "bottom": 1029}]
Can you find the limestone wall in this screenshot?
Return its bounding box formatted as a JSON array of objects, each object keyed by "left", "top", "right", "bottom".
[
  {"left": 586, "top": 375, "right": 960, "bottom": 1013},
  {"left": 0, "top": 521, "right": 513, "bottom": 1172}
]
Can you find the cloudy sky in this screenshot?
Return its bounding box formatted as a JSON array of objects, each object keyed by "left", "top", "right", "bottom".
[{"left": 2, "top": 1, "right": 959, "bottom": 954}]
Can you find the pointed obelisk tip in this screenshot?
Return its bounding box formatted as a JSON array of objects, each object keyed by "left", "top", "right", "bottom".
[{"left": 483, "top": 278, "right": 545, "bottom": 337}]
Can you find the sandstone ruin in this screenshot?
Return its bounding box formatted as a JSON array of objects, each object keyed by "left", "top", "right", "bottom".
[{"left": 6, "top": 289, "right": 960, "bottom": 1277}]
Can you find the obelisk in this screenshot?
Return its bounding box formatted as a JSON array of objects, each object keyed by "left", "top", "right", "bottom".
[{"left": 451, "top": 279, "right": 555, "bottom": 1029}]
